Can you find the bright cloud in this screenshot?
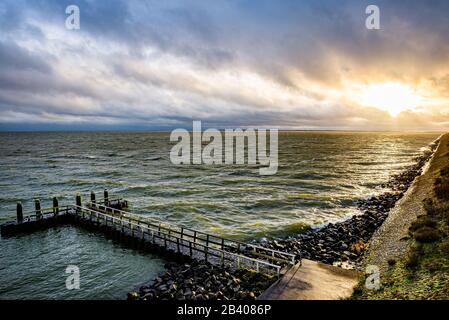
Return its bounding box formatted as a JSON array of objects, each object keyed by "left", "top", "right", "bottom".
[{"left": 0, "top": 0, "right": 449, "bottom": 131}]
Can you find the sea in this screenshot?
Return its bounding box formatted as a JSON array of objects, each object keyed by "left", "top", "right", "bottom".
[{"left": 0, "top": 131, "right": 441, "bottom": 299}]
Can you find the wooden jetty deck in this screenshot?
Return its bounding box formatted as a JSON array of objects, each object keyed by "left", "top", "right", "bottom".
[{"left": 0, "top": 190, "right": 297, "bottom": 277}]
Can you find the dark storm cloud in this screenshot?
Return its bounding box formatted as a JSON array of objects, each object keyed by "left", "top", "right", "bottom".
[
  {"left": 0, "top": 0, "right": 448, "bottom": 130},
  {"left": 0, "top": 41, "right": 52, "bottom": 73}
]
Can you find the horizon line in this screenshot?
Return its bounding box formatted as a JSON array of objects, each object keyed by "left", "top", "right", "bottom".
[{"left": 0, "top": 129, "right": 446, "bottom": 133}]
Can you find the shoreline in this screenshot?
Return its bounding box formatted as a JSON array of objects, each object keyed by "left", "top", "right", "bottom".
[
  {"left": 129, "top": 136, "right": 441, "bottom": 300},
  {"left": 361, "top": 132, "right": 447, "bottom": 272},
  {"left": 258, "top": 136, "right": 440, "bottom": 269}
]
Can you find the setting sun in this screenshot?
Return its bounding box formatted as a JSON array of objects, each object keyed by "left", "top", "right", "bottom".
[{"left": 360, "top": 82, "right": 422, "bottom": 117}]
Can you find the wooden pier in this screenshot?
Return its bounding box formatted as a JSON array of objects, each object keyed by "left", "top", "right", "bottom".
[{"left": 0, "top": 191, "right": 298, "bottom": 277}]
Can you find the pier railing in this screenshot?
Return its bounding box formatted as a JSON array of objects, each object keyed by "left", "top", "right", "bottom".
[
  {"left": 12, "top": 205, "right": 71, "bottom": 223},
  {"left": 85, "top": 200, "right": 298, "bottom": 267},
  {"left": 73, "top": 205, "right": 284, "bottom": 276}
]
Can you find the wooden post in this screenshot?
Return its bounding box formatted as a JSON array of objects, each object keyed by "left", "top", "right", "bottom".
[
  {"left": 53, "top": 197, "right": 59, "bottom": 216},
  {"left": 76, "top": 194, "right": 82, "bottom": 207},
  {"left": 90, "top": 191, "right": 96, "bottom": 204},
  {"left": 75, "top": 194, "right": 82, "bottom": 216},
  {"left": 104, "top": 189, "right": 109, "bottom": 205},
  {"left": 35, "top": 199, "right": 42, "bottom": 220},
  {"left": 16, "top": 202, "right": 23, "bottom": 223}
]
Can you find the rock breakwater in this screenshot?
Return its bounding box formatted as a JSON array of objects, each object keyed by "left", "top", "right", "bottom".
[{"left": 128, "top": 260, "right": 274, "bottom": 301}]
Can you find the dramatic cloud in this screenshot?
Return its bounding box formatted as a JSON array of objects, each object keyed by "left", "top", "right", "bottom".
[{"left": 0, "top": 0, "right": 448, "bottom": 130}]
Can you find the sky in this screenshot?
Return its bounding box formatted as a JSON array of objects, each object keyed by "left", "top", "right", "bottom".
[{"left": 0, "top": 0, "right": 449, "bottom": 131}]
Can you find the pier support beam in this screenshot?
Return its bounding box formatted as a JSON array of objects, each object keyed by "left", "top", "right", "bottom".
[
  {"left": 17, "top": 202, "right": 23, "bottom": 223},
  {"left": 35, "top": 199, "right": 42, "bottom": 220}
]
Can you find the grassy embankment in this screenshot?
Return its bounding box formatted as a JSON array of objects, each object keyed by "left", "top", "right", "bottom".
[{"left": 353, "top": 138, "right": 449, "bottom": 300}]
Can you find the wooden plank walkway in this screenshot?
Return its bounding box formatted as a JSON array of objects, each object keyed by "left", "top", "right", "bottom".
[
  {"left": 73, "top": 204, "right": 290, "bottom": 275},
  {"left": 86, "top": 201, "right": 296, "bottom": 265},
  {"left": 258, "top": 259, "right": 360, "bottom": 300}
]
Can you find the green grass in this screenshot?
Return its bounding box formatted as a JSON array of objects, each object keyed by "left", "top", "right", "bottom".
[{"left": 353, "top": 235, "right": 449, "bottom": 299}]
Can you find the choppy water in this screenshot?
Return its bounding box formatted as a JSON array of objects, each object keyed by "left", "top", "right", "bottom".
[
  {"left": 0, "top": 226, "right": 165, "bottom": 299},
  {"left": 0, "top": 131, "right": 440, "bottom": 299}
]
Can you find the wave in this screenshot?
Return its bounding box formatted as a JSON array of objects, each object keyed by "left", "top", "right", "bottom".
[{"left": 65, "top": 179, "right": 129, "bottom": 187}]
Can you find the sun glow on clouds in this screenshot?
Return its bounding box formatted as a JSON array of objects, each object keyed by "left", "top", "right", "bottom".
[
  {"left": 1, "top": 0, "right": 449, "bottom": 130},
  {"left": 359, "top": 82, "right": 423, "bottom": 117}
]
